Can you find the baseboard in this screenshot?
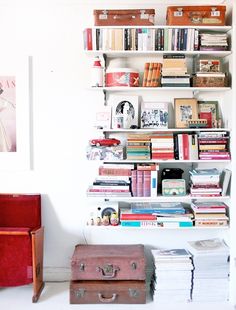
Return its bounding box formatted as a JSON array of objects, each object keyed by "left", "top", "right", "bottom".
[{"left": 44, "top": 267, "right": 71, "bottom": 282}]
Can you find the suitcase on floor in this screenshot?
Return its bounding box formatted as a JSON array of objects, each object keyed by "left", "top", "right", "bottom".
[
  {"left": 71, "top": 244, "right": 146, "bottom": 281},
  {"left": 94, "top": 9, "right": 155, "bottom": 26},
  {"left": 70, "top": 280, "right": 146, "bottom": 304},
  {"left": 166, "top": 5, "right": 226, "bottom": 26}
]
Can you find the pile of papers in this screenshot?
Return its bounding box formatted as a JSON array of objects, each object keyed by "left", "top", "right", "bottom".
[
  {"left": 151, "top": 248, "right": 193, "bottom": 303},
  {"left": 187, "top": 238, "right": 230, "bottom": 302}
]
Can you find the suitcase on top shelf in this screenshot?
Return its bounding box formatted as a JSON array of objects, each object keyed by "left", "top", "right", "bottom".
[
  {"left": 70, "top": 280, "right": 146, "bottom": 304},
  {"left": 166, "top": 5, "right": 226, "bottom": 26},
  {"left": 71, "top": 244, "right": 146, "bottom": 281},
  {"left": 94, "top": 9, "right": 155, "bottom": 26}
]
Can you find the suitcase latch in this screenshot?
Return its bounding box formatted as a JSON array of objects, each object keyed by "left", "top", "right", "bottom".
[
  {"left": 79, "top": 263, "right": 85, "bottom": 271},
  {"left": 140, "top": 10, "right": 149, "bottom": 20},
  {"left": 131, "top": 262, "right": 137, "bottom": 270},
  {"left": 96, "top": 263, "right": 120, "bottom": 278},
  {"left": 75, "top": 288, "right": 85, "bottom": 299},
  {"left": 129, "top": 289, "right": 140, "bottom": 298},
  {"left": 99, "top": 10, "right": 108, "bottom": 20}
]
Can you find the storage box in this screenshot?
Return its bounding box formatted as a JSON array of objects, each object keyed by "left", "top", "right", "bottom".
[
  {"left": 70, "top": 280, "right": 146, "bottom": 304},
  {"left": 71, "top": 244, "right": 146, "bottom": 281},
  {"left": 166, "top": 5, "right": 226, "bottom": 26},
  {"left": 192, "top": 75, "right": 227, "bottom": 87},
  {"left": 94, "top": 9, "right": 155, "bottom": 26},
  {"left": 106, "top": 68, "right": 139, "bottom": 87}
]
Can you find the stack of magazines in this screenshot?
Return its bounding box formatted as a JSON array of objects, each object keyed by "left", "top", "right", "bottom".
[
  {"left": 187, "top": 238, "right": 230, "bottom": 302},
  {"left": 151, "top": 248, "right": 193, "bottom": 303}
]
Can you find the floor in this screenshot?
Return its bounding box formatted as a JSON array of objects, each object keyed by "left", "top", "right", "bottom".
[{"left": 0, "top": 282, "right": 235, "bottom": 310}]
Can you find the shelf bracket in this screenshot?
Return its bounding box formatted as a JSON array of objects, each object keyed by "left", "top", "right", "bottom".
[{"left": 103, "top": 89, "right": 107, "bottom": 105}]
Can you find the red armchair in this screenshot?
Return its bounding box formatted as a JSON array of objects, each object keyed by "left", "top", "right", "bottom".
[{"left": 0, "top": 194, "right": 44, "bottom": 302}]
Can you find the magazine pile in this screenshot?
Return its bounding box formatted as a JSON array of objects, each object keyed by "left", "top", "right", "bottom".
[
  {"left": 187, "top": 238, "right": 229, "bottom": 302},
  {"left": 151, "top": 248, "right": 193, "bottom": 303}
]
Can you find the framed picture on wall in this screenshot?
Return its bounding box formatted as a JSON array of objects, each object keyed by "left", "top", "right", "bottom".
[
  {"left": 174, "top": 98, "right": 198, "bottom": 128},
  {"left": 0, "top": 55, "right": 31, "bottom": 170}
]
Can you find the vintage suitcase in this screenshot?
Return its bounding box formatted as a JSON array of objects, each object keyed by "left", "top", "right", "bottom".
[
  {"left": 70, "top": 280, "right": 146, "bottom": 304},
  {"left": 94, "top": 9, "right": 155, "bottom": 26},
  {"left": 71, "top": 244, "right": 146, "bottom": 281},
  {"left": 166, "top": 5, "right": 226, "bottom": 26}
]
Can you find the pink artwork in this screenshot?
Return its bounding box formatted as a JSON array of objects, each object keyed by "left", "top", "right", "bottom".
[{"left": 0, "top": 76, "right": 16, "bottom": 152}]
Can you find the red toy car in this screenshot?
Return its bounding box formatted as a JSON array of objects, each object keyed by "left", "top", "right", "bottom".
[{"left": 90, "top": 138, "right": 121, "bottom": 147}]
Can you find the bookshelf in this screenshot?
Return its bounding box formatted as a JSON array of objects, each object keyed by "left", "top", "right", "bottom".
[{"left": 83, "top": 0, "right": 236, "bottom": 305}]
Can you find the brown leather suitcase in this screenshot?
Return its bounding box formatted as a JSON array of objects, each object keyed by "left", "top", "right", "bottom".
[
  {"left": 94, "top": 9, "right": 155, "bottom": 26},
  {"left": 70, "top": 280, "right": 146, "bottom": 304},
  {"left": 166, "top": 5, "right": 226, "bottom": 26},
  {"left": 71, "top": 244, "right": 146, "bottom": 281}
]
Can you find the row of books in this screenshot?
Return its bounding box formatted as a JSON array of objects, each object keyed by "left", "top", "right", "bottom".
[
  {"left": 142, "top": 62, "right": 162, "bottom": 87},
  {"left": 119, "top": 201, "right": 229, "bottom": 228},
  {"left": 83, "top": 28, "right": 228, "bottom": 52},
  {"left": 87, "top": 132, "right": 230, "bottom": 161}
]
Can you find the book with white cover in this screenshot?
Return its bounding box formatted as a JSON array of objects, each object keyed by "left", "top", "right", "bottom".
[{"left": 187, "top": 238, "right": 229, "bottom": 256}]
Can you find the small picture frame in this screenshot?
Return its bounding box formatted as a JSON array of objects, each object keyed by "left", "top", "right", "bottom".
[
  {"left": 198, "top": 101, "right": 219, "bottom": 128},
  {"left": 140, "top": 102, "right": 169, "bottom": 129},
  {"left": 174, "top": 98, "right": 198, "bottom": 128}
]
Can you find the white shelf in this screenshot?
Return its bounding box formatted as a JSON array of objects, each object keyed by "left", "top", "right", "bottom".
[
  {"left": 101, "top": 128, "right": 231, "bottom": 133},
  {"left": 90, "top": 86, "right": 231, "bottom": 92},
  {"left": 84, "top": 225, "right": 229, "bottom": 230},
  {"left": 102, "top": 159, "right": 231, "bottom": 163},
  {"left": 90, "top": 25, "right": 232, "bottom": 32},
  {"left": 87, "top": 195, "right": 230, "bottom": 202},
  {"left": 86, "top": 50, "right": 232, "bottom": 58}
]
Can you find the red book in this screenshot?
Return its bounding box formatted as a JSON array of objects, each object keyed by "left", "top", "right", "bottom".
[
  {"left": 83, "top": 28, "right": 93, "bottom": 50},
  {"left": 120, "top": 213, "right": 157, "bottom": 220},
  {"left": 182, "top": 134, "right": 189, "bottom": 160}
]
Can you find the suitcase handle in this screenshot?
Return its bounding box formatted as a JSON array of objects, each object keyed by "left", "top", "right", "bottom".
[
  {"left": 113, "top": 14, "right": 135, "bottom": 20},
  {"left": 96, "top": 264, "right": 120, "bottom": 278},
  {"left": 188, "top": 11, "right": 206, "bottom": 23},
  {"left": 98, "top": 293, "right": 117, "bottom": 303}
]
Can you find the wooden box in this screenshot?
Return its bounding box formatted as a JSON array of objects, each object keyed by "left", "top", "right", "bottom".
[
  {"left": 94, "top": 9, "right": 155, "bottom": 26},
  {"left": 192, "top": 75, "right": 227, "bottom": 87},
  {"left": 71, "top": 244, "right": 146, "bottom": 281},
  {"left": 70, "top": 280, "right": 146, "bottom": 304},
  {"left": 166, "top": 5, "right": 226, "bottom": 26}
]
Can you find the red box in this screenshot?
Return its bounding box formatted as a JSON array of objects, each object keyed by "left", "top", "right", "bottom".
[
  {"left": 106, "top": 68, "right": 139, "bottom": 87},
  {"left": 94, "top": 9, "right": 155, "bottom": 26}
]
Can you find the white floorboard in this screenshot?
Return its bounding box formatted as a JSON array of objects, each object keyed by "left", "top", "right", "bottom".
[{"left": 0, "top": 282, "right": 235, "bottom": 310}]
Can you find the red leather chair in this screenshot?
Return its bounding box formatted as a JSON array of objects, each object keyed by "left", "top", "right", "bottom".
[{"left": 0, "top": 194, "right": 44, "bottom": 302}]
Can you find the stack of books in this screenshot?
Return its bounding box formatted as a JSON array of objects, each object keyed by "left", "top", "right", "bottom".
[
  {"left": 150, "top": 133, "right": 175, "bottom": 160},
  {"left": 199, "top": 32, "right": 228, "bottom": 51},
  {"left": 191, "top": 201, "right": 229, "bottom": 227},
  {"left": 87, "top": 164, "right": 133, "bottom": 197},
  {"left": 151, "top": 248, "right": 194, "bottom": 303},
  {"left": 126, "top": 134, "right": 151, "bottom": 160},
  {"left": 161, "top": 54, "right": 190, "bottom": 87},
  {"left": 187, "top": 238, "right": 230, "bottom": 302},
  {"left": 131, "top": 164, "right": 159, "bottom": 197},
  {"left": 198, "top": 131, "right": 230, "bottom": 160},
  {"left": 189, "top": 168, "right": 222, "bottom": 197},
  {"left": 142, "top": 62, "right": 162, "bottom": 87},
  {"left": 119, "top": 202, "right": 193, "bottom": 228}
]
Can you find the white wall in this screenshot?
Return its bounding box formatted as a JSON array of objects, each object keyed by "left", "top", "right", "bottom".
[{"left": 0, "top": 0, "right": 235, "bottom": 283}]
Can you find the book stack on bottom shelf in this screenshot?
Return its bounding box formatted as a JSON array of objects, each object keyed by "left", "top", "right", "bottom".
[
  {"left": 187, "top": 238, "right": 230, "bottom": 302},
  {"left": 151, "top": 249, "right": 193, "bottom": 303}
]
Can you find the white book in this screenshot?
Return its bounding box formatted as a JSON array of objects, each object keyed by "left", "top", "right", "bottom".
[
  {"left": 221, "top": 169, "right": 231, "bottom": 196},
  {"left": 150, "top": 170, "right": 158, "bottom": 197}
]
